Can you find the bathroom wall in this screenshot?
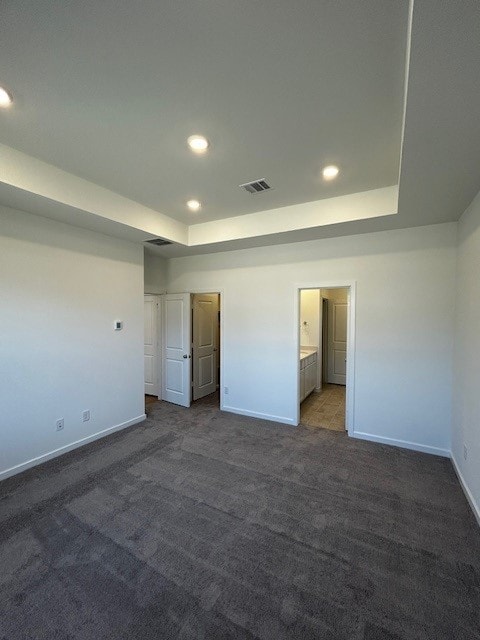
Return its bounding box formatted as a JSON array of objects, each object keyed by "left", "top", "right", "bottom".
[
  {"left": 321, "top": 288, "right": 348, "bottom": 302},
  {"left": 300, "top": 289, "right": 320, "bottom": 349}
]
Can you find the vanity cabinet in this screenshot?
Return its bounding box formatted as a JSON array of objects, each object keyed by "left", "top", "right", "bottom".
[{"left": 300, "top": 350, "right": 317, "bottom": 402}]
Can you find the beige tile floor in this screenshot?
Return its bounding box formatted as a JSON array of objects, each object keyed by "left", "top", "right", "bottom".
[{"left": 300, "top": 383, "right": 346, "bottom": 431}]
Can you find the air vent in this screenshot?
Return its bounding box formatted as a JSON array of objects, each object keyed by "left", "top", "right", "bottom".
[
  {"left": 146, "top": 238, "right": 173, "bottom": 246},
  {"left": 239, "top": 178, "right": 271, "bottom": 194}
]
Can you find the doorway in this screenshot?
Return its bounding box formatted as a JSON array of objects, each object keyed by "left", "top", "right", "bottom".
[
  {"left": 296, "top": 284, "right": 355, "bottom": 435},
  {"left": 160, "top": 292, "right": 221, "bottom": 408},
  {"left": 192, "top": 293, "right": 220, "bottom": 402}
]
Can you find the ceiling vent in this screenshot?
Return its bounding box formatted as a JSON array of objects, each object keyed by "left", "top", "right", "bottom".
[
  {"left": 239, "top": 179, "right": 271, "bottom": 194},
  {"left": 146, "top": 238, "right": 173, "bottom": 246}
]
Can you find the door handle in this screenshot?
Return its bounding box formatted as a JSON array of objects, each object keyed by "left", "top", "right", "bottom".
[{"left": 183, "top": 354, "right": 191, "bottom": 359}]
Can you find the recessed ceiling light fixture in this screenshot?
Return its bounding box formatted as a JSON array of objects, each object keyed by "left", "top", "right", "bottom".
[
  {"left": 322, "top": 165, "right": 339, "bottom": 180},
  {"left": 0, "top": 86, "right": 13, "bottom": 107},
  {"left": 187, "top": 135, "right": 209, "bottom": 153},
  {"left": 187, "top": 199, "right": 201, "bottom": 211}
]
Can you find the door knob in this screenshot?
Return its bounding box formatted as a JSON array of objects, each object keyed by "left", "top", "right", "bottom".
[{"left": 183, "top": 354, "right": 189, "bottom": 359}]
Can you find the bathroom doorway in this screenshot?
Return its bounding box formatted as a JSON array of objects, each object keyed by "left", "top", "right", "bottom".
[{"left": 297, "top": 284, "right": 355, "bottom": 434}]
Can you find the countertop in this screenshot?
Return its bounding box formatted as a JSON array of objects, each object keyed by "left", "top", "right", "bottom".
[{"left": 300, "top": 347, "right": 317, "bottom": 360}]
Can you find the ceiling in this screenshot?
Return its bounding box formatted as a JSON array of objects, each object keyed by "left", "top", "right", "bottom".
[{"left": 0, "top": 0, "right": 479, "bottom": 257}]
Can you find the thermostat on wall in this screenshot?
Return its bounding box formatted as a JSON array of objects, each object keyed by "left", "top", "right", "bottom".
[{"left": 114, "top": 320, "right": 123, "bottom": 331}]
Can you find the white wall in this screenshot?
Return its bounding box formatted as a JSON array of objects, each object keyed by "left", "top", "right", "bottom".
[
  {"left": 452, "top": 189, "right": 480, "bottom": 523},
  {"left": 300, "top": 289, "right": 321, "bottom": 390},
  {"left": 0, "top": 206, "right": 145, "bottom": 479},
  {"left": 144, "top": 249, "right": 168, "bottom": 294},
  {"left": 168, "top": 223, "right": 457, "bottom": 455},
  {"left": 300, "top": 289, "right": 320, "bottom": 349}
]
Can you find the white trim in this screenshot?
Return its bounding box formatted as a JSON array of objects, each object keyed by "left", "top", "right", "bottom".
[
  {"left": 222, "top": 405, "right": 296, "bottom": 426},
  {"left": 295, "top": 281, "right": 356, "bottom": 436},
  {"left": 0, "top": 415, "right": 146, "bottom": 481},
  {"left": 451, "top": 454, "right": 480, "bottom": 527},
  {"left": 352, "top": 431, "right": 450, "bottom": 458}
]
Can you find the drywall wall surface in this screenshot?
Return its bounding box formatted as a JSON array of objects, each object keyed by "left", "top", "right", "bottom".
[
  {"left": 452, "top": 189, "right": 480, "bottom": 522},
  {"left": 321, "top": 287, "right": 348, "bottom": 302},
  {"left": 144, "top": 249, "right": 168, "bottom": 293},
  {"left": 168, "top": 223, "right": 457, "bottom": 454},
  {"left": 300, "top": 289, "right": 320, "bottom": 348},
  {"left": 0, "top": 206, "right": 145, "bottom": 479}
]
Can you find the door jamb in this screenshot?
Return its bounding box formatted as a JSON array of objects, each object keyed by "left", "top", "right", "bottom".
[{"left": 295, "top": 282, "right": 356, "bottom": 436}]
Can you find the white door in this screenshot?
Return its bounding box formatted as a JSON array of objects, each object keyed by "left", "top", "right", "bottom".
[
  {"left": 144, "top": 295, "right": 159, "bottom": 396},
  {"left": 327, "top": 300, "right": 347, "bottom": 385},
  {"left": 192, "top": 293, "right": 219, "bottom": 401},
  {"left": 162, "top": 293, "right": 192, "bottom": 407}
]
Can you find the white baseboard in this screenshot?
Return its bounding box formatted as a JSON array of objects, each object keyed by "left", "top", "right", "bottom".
[
  {"left": 221, "top": 405, "right": 296, "bottom": 426},
  {"left": 451, "top": 454, "right": 480, "bottom": 527},
  {"left": 0, "top": 415, "right": 146, "bottom": 482},
  {"left": 352, "top": 431, "right": 450, "bottom": 458}
]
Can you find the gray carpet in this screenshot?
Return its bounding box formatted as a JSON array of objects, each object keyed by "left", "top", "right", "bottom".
[{"left": 1, "top": 396, "right": 479, "bottom": 640}]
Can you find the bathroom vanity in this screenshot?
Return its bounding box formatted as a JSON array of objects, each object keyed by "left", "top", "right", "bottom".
[{"left": 300, "top": 348, "right": 317, "bottom": 402}]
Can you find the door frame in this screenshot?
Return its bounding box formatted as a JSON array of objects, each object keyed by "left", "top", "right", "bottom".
[
  {"left": 144, "top": 293, "right": 162, "bottom": 398},
  {"left": 295, "top": 281, "right": 356, "bottom": 436},
  {"left": 321, "top": 296, "right": 328, "bottom": 388}
]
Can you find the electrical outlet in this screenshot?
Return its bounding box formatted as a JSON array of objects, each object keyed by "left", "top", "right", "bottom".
[
  {"left": 56, "top": 418, "right": 64, "bottom": 431},
  {"left": 82, "top": 410, "right": 90, "bottom": 422},
  {"left": 224, "top": 386, "right": 229, "bottom": 395},
  {"left": 464, "top": 444, "right": 468, "bottom": 460}
]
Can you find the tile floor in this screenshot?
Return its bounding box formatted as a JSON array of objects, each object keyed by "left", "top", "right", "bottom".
[
  {"left": 145, "top": 394, "right": 158, "bottom": 407},
  {"left": 300, "top": 383, "right": 346, "bottom": 431}
]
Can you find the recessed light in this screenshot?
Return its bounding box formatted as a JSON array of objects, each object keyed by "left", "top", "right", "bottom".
[
  {"left": 187, "top": 199, "right": 201, "bottom": 211},
  {"left": 322, "top": 165, "right": 339, "bottom": 180},
  {"left": 0, "top": 86, "right": 13, "bottom": 108},
  {"left": 187, "top": 135, "right": 209, "bottom": 153}
]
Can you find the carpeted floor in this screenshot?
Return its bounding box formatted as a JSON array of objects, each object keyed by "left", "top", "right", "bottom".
[{"left": 1, "top": 397, "right": 479, "bottom": 639}]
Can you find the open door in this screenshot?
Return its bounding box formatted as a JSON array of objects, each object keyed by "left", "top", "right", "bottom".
[
  {"left": 144, "top": 295, "right": 159, "bottom": 396},
  {"left": 327, "top": 298, "right": 347, "bottom": 385},
  {"left": 162, "top": 293, "right": 191, "bottom": 407},
  {"left": 192, "top": 293, "right": 219, "bottom": 400}
]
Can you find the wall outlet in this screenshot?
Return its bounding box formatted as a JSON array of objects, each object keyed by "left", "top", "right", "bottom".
[
  {"left": 56, "top": 418, "right": 64, "bottom": 431},
  {"left": 464, "top": 444, "right": 468, "bottom": 460},
  {"left": 224, "top": 386, "right": 229, "bottom": 395},
  {"left": 82, "top": 410, "right": 90, "bottom": 422}
]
